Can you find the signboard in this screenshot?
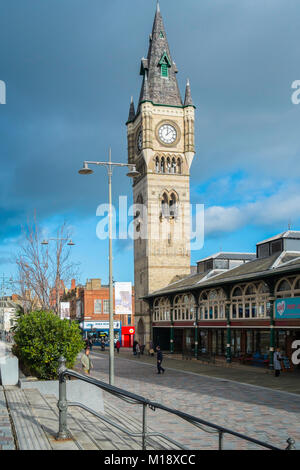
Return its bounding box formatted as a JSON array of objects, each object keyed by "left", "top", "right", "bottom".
[
  {"left": 80, "top": 321, "right": 121, "bottom": 330},
  {"left": 115, "top": 282, "right": 132, "bottom": 315},
  {"left": 275, "top": 297, "right": 300, "bottom": 319},
  {"left": 122, "top": 326, "right": 135, "bottom": 335},
  {"left": 60, "top": 302, "right": 70, "bottom": 320}
]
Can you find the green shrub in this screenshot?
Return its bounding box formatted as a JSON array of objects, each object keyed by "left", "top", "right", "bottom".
[{"left": 12, "top": 310, "right": 84, "bottom": 380}]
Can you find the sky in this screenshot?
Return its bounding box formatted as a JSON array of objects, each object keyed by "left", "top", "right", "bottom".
[{"left": 1, "top": 0, "right": 300, "bottom": 288}]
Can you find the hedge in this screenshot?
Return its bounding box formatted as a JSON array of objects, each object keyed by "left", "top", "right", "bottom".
[{"left": 12, "top": 310, "right": 84, "bottom": 380}]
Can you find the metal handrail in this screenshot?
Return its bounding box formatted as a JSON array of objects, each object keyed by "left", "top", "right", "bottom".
[{"left": 56, "top": 356, "right": 296, "bottom": 451}]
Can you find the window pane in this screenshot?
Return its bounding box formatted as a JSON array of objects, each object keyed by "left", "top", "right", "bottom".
[
  {"left": 94, "top": 299, "right": 102, "bottom": 313},
  {"left": 103, "top": 300, "right": 109, "bottom": 314}
]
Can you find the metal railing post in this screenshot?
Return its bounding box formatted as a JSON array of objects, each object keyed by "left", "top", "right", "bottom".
[
  {"left": 286, "top": 438, "right": 296, "bottom": 450},
  {"left": 56, "top": 356, "right": 68, "bottom": 440},
  {"left": 142, "top": 403, "right": 147, "bottom": 450},
  {"left": 218, "top": 431, "right": 224, "bottom": 450}
]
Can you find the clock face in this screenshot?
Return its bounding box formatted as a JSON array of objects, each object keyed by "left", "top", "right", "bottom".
[
  {"left": 158, "top": 124, "right": 177, "bottom": 145},
  {"left": 137, "top": 130, "right": 143, "bottom": 151}
]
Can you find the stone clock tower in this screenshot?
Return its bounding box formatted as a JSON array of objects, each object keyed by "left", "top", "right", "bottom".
[{"left": 126, "top": 2, "right": 195, "bottom": 345}]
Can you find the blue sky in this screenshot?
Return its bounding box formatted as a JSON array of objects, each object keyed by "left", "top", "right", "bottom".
[{"left": 1, "top": 0, "right": 300, "bottom": 288}]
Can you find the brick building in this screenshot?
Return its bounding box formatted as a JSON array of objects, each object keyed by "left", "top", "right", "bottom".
[{"left": 67, "top": 279, "right": 135, "bottom": 347}]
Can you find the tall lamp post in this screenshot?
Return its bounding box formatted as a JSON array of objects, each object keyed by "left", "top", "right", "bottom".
[
  {"left": 0, "top": 274, "right": 15, "bottom": 340},
  {"left": 41, "top": 238, "right": 75, "bottom": 317},
  {"left": 78, "top": 150, "right": 139, "bottom": 386}
]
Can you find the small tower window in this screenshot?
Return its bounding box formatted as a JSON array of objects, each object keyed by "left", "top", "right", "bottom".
[
  {"left": 159, "top": 31, "right": 164, "bottom": 39},
  {"left": 161, "top": 63, "right": 168, "bottom": 78},
  {"left": 159, "top": 52, "right": 171, "bottom": 79}
]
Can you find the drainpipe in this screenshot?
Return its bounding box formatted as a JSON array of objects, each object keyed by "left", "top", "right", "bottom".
[
  {"left": 269, "top": 294, "right": 275, "bottom": 370},
  {"left": 194, "top": 305, "right": 199, "bottom": 358},
  {"left": 226, "top": 303, "right": 232, "bottom": 363},
  {"left": 170, "top": 306, "right": 174, "bottom": 354}
]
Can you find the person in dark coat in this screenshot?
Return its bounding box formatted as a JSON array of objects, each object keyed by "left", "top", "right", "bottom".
[
  {"left": 133, "top": 340, "right": 138, "bottom": 355},
  {"left": 156, "top": 346, "right": 165, "bottom": 374}
]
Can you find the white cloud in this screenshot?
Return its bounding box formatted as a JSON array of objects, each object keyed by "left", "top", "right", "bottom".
[{"left": 205, "top": 185, "right": 300, "bottom": 237}]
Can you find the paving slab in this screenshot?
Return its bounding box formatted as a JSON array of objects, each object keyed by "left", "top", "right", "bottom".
[{"left": 86, "top": 350, "right": 300, "bottom": 450}]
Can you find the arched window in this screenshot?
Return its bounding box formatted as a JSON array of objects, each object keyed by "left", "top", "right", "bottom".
[
  {"left": 294, "top": 277, "right": 300, "bottom": 294},
  {"left": 161, "top": 157, "right": 165, "bottom": 173},
  {"left": 161, "top": 192, "right": 169, "bottom": 218},
  {"left": 177, "top": 158, "right": 182, "bottom": 174},
  {"left": 171, "top": 157, "right": 176, "bottom": 174},
  {"left": 169, "top": 193, "right": 178, "bottom": 218},
  {"left": 198, "top": 289, "right": 227, "bottom": 320},
  {"left": 231, "top": 285, "right": 244, "bottom": 319},
  {"left": 155, "top": 156, "right": 160, "bottom": 173},
  {"left": 277, "top": 279, "right": 291, "bottom": 292},
  {"left": 166, "top": 157, "right": 171, "bottom": 174},
  {"left": 275, "top": 278, "right": 292, "bottom": 299}
]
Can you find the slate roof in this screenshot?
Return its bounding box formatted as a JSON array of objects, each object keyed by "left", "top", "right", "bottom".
[
  {"left": 138, "top": 2, "right": 183, "bottom": 109},
  {"left": 144, "top": 252, "right": 300, "bottom": 298},
  {"left": 197, "top": 252, "right": 256, "bottom": 263},
  {"left": 257, "top": 231, "right": 300, "bottom": 245}
]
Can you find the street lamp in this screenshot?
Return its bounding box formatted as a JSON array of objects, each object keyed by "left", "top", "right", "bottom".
[
  {"left": 78, "top": 149, "right": 139, "bottom": 386},
  {"left": 0, "top": 275, "right": 15, "bottom": 340},
  {"left": 41, "top": 238, "right": 76, "bottom": 316}
]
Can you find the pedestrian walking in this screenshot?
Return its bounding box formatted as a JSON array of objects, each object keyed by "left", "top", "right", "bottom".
[
  {"left": 136, "top": 343, "right": 141, "bottom": 358},
  {"left": 116, "top": 339, "right": 121, "bottom": 354},
  {"left": 133, "top": 340, "right": 138, "bottom": 356},
  {"left": 81, "top": 348, "right": 93, "bottom": 375},
  {"left": 156, "top": 346, "right": 165, "bottom": 374},
  {"left": 273, "top": 347, "right": 282, "bottom": 377},
  {"left": 101, "top": 338, "right": 105, "bottom": 351}
]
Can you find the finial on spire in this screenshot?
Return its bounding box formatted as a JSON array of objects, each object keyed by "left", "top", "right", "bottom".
[
  {"left": 184, "top": 78, "right": 194, "bottom": 107},
  {"left": 127, "top": 97, "right": 135, "bottom": 123},
  {"left": 156, "top": 1, "right": 160, "bottom": 13}
]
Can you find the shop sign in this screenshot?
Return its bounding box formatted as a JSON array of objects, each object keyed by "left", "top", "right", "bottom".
[
  {"left": 275, "top": 297, "right": 300, "bottom": 319},
  {"left": 80, "top": 321, "right": 121, "bottom": 330}
]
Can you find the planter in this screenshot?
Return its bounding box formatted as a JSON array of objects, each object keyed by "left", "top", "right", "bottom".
[{"left": 19, "top": 377, "right": 104, "bottom": 413}]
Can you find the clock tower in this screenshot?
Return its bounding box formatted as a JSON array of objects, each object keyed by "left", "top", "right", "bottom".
[{"left": 126, "top": 2, "right": 195, "bottom": 345}]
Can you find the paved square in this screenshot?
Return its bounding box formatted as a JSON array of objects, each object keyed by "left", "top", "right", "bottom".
[{"left": 88, "top": 350, "right": 300, "bottom": 450}]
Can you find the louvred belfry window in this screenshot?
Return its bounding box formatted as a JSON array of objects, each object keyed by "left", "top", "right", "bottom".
[
  {"left": 159, "top": 51, "right": 171, "bottom": 79},
  {"left": 161, "top": 63, "right": 168, "bottom": 78}
]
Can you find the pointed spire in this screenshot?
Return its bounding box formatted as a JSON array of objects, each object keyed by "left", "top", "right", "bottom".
[
  {"left": 127, "top": 96, "right": 135, "bottom": 123},
  {"left": 184, "top": 78, "right": 194, "bottom": 107},
  {"left": 140, "top": 70, "right": 150, "bottom": 102},
  {"left": 138, "top": 3, "right": 183, "bottom": 108}
]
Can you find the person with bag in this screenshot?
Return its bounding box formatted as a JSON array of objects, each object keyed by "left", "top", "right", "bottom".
[
  {"left": 81, "top": 347, "right": 93, "bottom": 375},
  {"left": 273, "top": 347, "right": 282, "bottom": 377}
]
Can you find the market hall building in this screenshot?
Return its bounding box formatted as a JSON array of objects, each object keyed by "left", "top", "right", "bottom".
[{"left": 144, "top": 231, "right": 300, "bottom": 369}]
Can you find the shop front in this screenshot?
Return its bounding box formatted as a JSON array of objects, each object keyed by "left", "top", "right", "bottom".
[
  {"left": 80, "top": 320, "right": 122, "bottom": 346},
  {"left": 121, "top": 326, "right": 135, "bottom": 348}
]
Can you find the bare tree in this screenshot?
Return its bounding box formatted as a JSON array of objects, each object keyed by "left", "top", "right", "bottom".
[{"left": 15, "top": 214, "right": 80, "bottom": 314}]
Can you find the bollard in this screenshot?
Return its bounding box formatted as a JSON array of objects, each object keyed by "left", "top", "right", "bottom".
[{"left": 56, "top": 356, "right": 69, "bottom": 440}]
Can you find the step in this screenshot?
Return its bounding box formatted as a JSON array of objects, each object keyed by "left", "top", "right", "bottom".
[
  {"left": 23, "top": 388, "right": 78, "bottom": 450},
  {"left": 44, "top": 394, "right": 120, "bottom": 450},
  {"left": 0, "top": 386, "right": 16, "bottom": 450},
  {"left": 5, "top": 387, "right": 52, "bottom": 450}
]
